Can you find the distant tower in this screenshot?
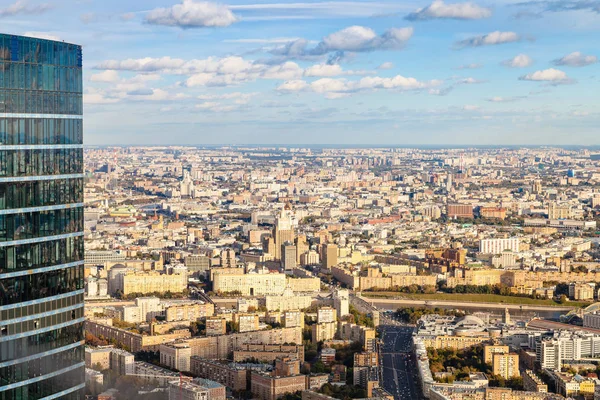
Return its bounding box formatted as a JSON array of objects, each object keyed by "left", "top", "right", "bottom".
[
  {"left": 532, "top": 180, "right": 542, "bottom": 195},
  {"left": 273, "top": 209, "right": 295, "bottom": 260},
  {"left": 333, "top": 288, "right": 350, "bottom": 319},
  {"left": 446, "top": 174, "right": 453, "bottom": 191},
  {"left": 503, "top": 308, "right": 511, "bottom": 325}
]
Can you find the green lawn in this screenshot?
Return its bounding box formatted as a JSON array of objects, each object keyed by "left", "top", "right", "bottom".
[{"left": 362, "top": 292, "right": 592, "bottom": 307}]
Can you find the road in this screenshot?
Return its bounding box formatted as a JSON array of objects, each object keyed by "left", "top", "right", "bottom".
[{"left": 379, "top": 324, "right": 423, "bottom": 400}]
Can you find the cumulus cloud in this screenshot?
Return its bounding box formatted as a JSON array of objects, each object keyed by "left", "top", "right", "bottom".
[
  {"left": 304, "top": 64, "right": 344, "bottom": 77},
  {"left": 90, "top": 70, "right": 120, "bottom": 83},
  {"left": 377, "top": 62, "right": 394, "bottom": 70},
  {"left": 406, "top": 0, "right": 492, "bottom": 20},
  {"left": 315, "top": 26, "right": 413, "bottom": 53},
  {"left": 145, "top": 0, "right": 239, "bottom": 28},
  {"left": 502, "top": 54, "right": 533, "bottom": 68},
  {"left": 84, "top": 88, "right": 120, "bottom": 105},
  {"left": 277, "top": 74, "right": 442, "bottom": 98},
  {"left": 303, "top": 64, "right": 372, "bottom": 77},
  {"left": 519, "top": 68, "right": 573, "bottom": 84},
  {"left": 271, "top": 26, "right": 413, "bottom": 60},
  {"left": 277, "top": 80, "right": 310, "bottom": 92},
  {"left": 463, "top": 105, "right": 480, "bottom": 111},
  {"left": 22, "top": 31, "right": 61, "bottom": 41},
  {"left": 455, "top": 31, "right": 521, "bottom": 48},
  {"left": 95, "top": 56, "right": 374, "bottom": 87},
  {"left": 0, "top": 0, "right": 51, "bottom": 17},
  {"left": 553, "top": 51, "right": 598, "bottom": 67}
]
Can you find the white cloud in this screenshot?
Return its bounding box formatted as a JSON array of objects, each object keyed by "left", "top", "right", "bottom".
[
  {"left": 97, "top": 57, "right": 187, "bottom": 73},
  {"left": 456, "top": 31, "right": 521, "bottom": 48},
  {"left": 502, "top": 54, "right": 533, "bottom": 68},
  {"left": 97, "top": 56, "right": 306, "bottom": 88},
  {"left": 90, "top": 70, "right": 120, "bottom": 83},
  {"left": 197, "top": 92, "right": 257, "bottom": 104},
  {"left": 261, "top": 62, "right": 304, "bottom": 80},
  {"left": 84, "top": 88, "right": 120, "bottom": 105},
  {"left": 553, "top": 52, "right": 598, "bottom": 67},
  {"left": 463, "top": 105, "right": 480, "bottom": 110},
  {"left": 519, "top": 68, "right": 571, "bottom": 83},
  {"left": 195, "top": 101, "right": 244, "bottom": 112},
  {"left": 315, "top": 26, "right": 413, "bottom": 53},
  {"left": 487, "top": 96, "right": 525, "bottom": 103},
  {"left": 304, "top": 64, "right": 344, "bottom": 77},
  {"left": 22, "top": 31, "right": 61, "bottom": 41},
  {"left": 277, "top": 74, "right": 441, "bottom": 98},
  {"left": 277, "top": 80, "right": 310, "bottom": 92},
  {"left": 303, "top": 64, "right": 372, "bottom": 77},
  {"left": 0, "top": 0, "right": 51, "bottom": 17},
  {"left": 272, "top": 26, "right": 413, "bottom": 59},
  {"left": 457, "top": 77, "right": 484, "bottom": 84},
  {"left": 406, "top": 0, "right": 492, "bottom": 21},
  {"left": 377, "top": 62, "right": 394, "bottom": 70},
  {"left": 145, "top": 0, "right": 239, "bottom": 28},
  {"left": 455, "top": 63, "right": 482, "bottom": 69}
]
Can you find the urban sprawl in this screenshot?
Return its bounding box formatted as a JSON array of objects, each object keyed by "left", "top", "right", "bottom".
[{"left": 82, "top": 146, "right": 600, "bottom": 400}]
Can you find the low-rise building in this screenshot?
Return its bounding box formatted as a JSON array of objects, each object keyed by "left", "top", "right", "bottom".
[
  {"left": 85, "top": 347, "right": 112, "bottom": 370},
  {"left": 168, "top": 378, "right": 226, "bottom": 400},
  {"left": 250, "top": 371, "right": 307, "bottom": 400},
  {"left": 522, "top": 370, "right": 547, "bottom": 393},
  {"left": 161, "top": 342, "right": 192, "bottom": 372},
  {"left": 206, "top": 317, "right": 227, "bottom": 336}
]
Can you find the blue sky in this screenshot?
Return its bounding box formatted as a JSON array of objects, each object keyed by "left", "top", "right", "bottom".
[{"left": 2, "top": 0, "right": 599, "bottom": 145}]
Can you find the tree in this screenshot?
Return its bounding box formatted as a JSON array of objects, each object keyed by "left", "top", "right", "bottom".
[{"left": 559, "top": 294, "right": 568, "bottom": 304}]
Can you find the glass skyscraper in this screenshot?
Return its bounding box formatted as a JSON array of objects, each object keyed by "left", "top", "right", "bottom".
[{"left": 0, "top": 34, "right": 85, "bottom": 399}]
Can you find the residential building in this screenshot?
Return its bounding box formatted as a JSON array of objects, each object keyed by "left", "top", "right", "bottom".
[{"left": 492, "top": 353, "right": 520, "bottom": 379}]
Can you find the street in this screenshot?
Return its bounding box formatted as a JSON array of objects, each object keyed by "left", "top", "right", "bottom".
[{"left": 379, "top": 324, "right": 424, "bottom": 400}]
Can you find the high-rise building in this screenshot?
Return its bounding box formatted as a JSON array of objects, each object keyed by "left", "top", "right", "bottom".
[
  {"left": 532, "top": 180, "right": 543, "bottom": 195},
  {"left": 0, "top": 34, "right": 85, "bottom": 398},
  {"left": 273, "top": 210, "right": 294, "bottom": 260},
  {"left": 492, "top": 353, "right": 520, "bottom": 379},
  {"left": 321, "top": 243, "right": 338, "bottom": 269}
]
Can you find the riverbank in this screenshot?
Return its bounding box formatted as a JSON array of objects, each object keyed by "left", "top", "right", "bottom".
[
  {"left": 360, "top": 295, "right": 578, "bottom": 313},
  {"left": 361, "top": 292, "right": 592, "bottom": 308}
]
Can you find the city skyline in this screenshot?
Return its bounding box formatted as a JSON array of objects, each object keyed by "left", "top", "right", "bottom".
[{"left": 1, "top": 0, "right": 599, "bottom": 145}]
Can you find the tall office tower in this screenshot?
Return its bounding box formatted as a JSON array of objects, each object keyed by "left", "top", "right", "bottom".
[
  {"left": 273, "top": 209, "right": 294, "bottom": 260},
  {"left": 0, "top": 34, "right": 85, "bottom": 399}
]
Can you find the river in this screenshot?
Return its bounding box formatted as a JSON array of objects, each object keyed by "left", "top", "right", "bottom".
[{"left": 369, "top": 299, "right": 567, "bottom": 320}]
